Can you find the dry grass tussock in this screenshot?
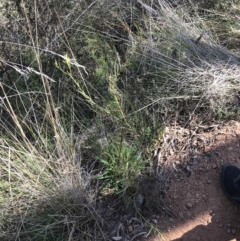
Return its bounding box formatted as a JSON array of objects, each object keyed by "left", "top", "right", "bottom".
[{"left": 0, "top": 0, "right": 240, "bottom": 240}]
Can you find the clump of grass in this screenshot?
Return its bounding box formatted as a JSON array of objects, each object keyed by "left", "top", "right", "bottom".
[{"left": 98, "top": 141, "right": 146, "bottom": 194}]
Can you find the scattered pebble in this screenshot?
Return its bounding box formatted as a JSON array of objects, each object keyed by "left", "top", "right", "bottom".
[
  {"left": 219, "top": 224, "right": 223, "bottom": 228},
  {"left": 112, "top": 236, "right": 122, "bottom": 241},
  {"left": 227, "top": 229, "right": 231, "bottom": 233},
  {"left": 151, "top": 219, "right": 158, "bottom": 224},
  {"left": 128, "top": 226, "right": 133, "bottom": 233},
  {"left": 212, "top": 164, "right": 217, "bottom": 169},
  {"left": 186, "top": 202, "right": 193, "bottom": 208},
  {"left": 231, "top": 229, "right": 236, "bottom": 235},
  {"left": 136, "top": 194, "right": 144, "bottom": 208},
  {"left": 179, "top": 212, "right": 183, "bottom": 219}
]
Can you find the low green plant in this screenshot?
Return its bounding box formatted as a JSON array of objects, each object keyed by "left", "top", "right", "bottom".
[{"left": 98, "top": 141, "right": 146, "bottom": 194}]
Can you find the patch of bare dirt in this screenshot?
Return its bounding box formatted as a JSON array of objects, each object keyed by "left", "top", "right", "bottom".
[{"left": 149, "top": 120, "right": 240, "bottom": 241}]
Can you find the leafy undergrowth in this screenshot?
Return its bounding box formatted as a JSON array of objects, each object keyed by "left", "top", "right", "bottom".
[{"left": 0, "top": 0, "right": 240, "bottom": 240}]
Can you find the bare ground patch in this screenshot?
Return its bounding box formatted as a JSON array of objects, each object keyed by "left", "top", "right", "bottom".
[{"left": 148, "top": 120, "right": 240, "bottom": 241}]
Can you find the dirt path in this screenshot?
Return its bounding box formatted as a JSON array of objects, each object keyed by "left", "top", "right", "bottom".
[{"left": 149, "top": 121, "right": 240, "bottom": 241}]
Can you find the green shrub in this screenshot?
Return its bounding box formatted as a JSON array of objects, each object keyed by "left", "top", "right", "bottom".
[{"left": 99, "top": 141, "right": 145, "bottom": 194}]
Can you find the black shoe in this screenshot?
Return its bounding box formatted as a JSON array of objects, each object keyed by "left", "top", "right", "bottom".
[{"left": 221, "top": 164, "right": 240, "bottom": 203}]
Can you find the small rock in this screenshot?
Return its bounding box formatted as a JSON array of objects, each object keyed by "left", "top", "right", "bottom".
[
  {"left": 151, "top": 219, "right": 158, "bottom": 224},
  {"left": 228, "top": 229, "right": 231, "bottom": 233},
  {"left": 135, "top": 194, "right": 144, "bottom": 208},
  {"left": 219, "top": 224, "right": 223, "bottom": 228},
  {"left": 112, "top": 236, "right": 122, "bottom": 241},
  {"left": 228, "top": 223, "right": 231, "bottom": 227},
  {"left": 207, "top": 218, "right": 211, "bottom": 224},
  {"left": 228, "top": 147, "right": 234, "bottom": 151},
  {"left": 212, "top": 164, "right": 217, "bottom": 169},
  {"left": 128, "top": 226, "right": 133, "bottom": 233},
  {"left": 186, "top": 202, "right": 193, "bottom": 208},
  {"left": 207, "top": 180, "right": 211, "bottom": 184},
  {"left": 232, "top": 229, "right": 236, "bottom": 235},
  {"left": 186, "top": 165, "right": 192, "bottom": 172},
  {"left": 179, "top": 212, "right": 183, "bottom": 219}
]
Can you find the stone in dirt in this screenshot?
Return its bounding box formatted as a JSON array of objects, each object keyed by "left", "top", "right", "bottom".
[
  {"left": 212, "top": 164, "right": 217, "bottom": 169},
  {"left": 186, "top": 202, "right": 192, "bottom": 208}
]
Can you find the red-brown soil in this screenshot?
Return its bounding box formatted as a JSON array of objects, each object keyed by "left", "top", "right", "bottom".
[{"left": 149, "top": 121, "right": 240, "bottom": 241}]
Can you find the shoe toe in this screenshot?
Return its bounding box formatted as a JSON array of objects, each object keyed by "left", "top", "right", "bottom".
[{"left": 221, "top": 164, "right": 240, "bottom": 201}]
